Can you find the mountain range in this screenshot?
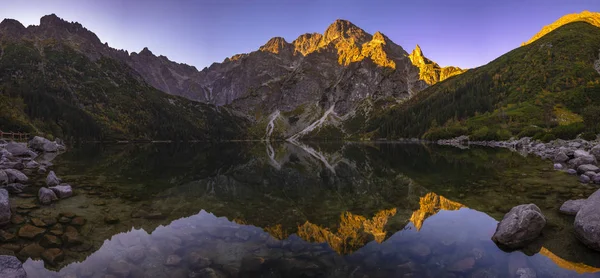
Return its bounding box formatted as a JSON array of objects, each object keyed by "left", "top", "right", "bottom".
[{"left": 0, "top": 11, "right": 599, "bottom": 141}]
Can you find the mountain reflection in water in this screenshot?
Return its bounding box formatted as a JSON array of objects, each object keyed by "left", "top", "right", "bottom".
[{"left": 17, "top": 141, "right": 600, "bottom": 277}]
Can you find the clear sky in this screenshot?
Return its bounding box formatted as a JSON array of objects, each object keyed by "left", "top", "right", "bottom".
[{"left": 1, "top": 0, "right": 598, "bottom": 69}]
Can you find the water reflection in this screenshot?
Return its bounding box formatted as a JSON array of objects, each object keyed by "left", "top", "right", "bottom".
[{"left": 10, "top": 141, "right": 600, "bottom": 277}]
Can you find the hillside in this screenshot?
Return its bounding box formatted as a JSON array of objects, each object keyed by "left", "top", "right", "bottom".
[
  {"left": 0, "top": 18, "right": 247, "bottom": 141},
  {"left": 523, "top": 10, "right": 600, "bottom": 46},
  {"left": 368, "top": 22, "right": 600, "bottom": 141}
]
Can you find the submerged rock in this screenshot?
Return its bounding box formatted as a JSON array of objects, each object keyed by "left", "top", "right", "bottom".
[
  {"left": 38, "top": 187, "right": 58, "bottom": 205},
  {"left": 559, "top": 199, "right": 586, "bottom": 215},
  {"left": 0, "top": 189, "right": 10, "bottom": 226},
  {"left": 46, "top": 171, "right": 61, "bottom": 187},
  {"left": 41, "top": 248, "right": 64, "bottom": 266},
  {"left": 18, "top": 225, "right": 45, "bottom": 239},
  {"left": 49, "top": 184, "right": 72, "bottom": 199},
  {"left": 0, "top": 255, "right": 27, "bottom": 278},
  {"left": 492, "top": 204, "right": 546, "bottom": 249},
  {"left": 575, "top": 189, "right": 600, "bottom": 251}
]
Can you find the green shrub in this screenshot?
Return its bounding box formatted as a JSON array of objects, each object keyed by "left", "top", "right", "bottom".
[
  {"left": 471, "top": 127, "right": 498, "bottom": 141},
  {"left": 540, "top": 133, "right": 556, "bottom": 142},
  {"left": 581, "top": 132, "right": 597, "bottom": 141},
  {"left": 496, "top": 129, "right": 512, "bottom": 141},
  {"left": 517, "top": 126, "right": 543, "bottom": 138},
  {"left": 552, "top": 122, "right": 585, "bottom": 139}
]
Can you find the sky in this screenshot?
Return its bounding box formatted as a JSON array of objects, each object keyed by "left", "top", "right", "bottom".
[{"left": 1, "top": 0, "right": 598, "bottom": 69}]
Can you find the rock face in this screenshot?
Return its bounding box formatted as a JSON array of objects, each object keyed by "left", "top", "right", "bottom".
[
  {"left": 559, "top": 199, "right": 587, "bottom": 215},
  {"left": 408, "top": 44, "right": 466, "bottom": 85},
  {"left": 50, "top": 184, "right": 72, "bottom": 199},
  {"left": 39, "top": 187, "right": 58, "bottom": 205},
  {"left": 0, "top": 255, "right": 27, "bottom": 278},
  {"left": 0, "top": 189, "right": 10, "bottom": 226},
  {"left": 491, "top": 204, "right": 546, "bottom": 249},
  {"left": 46, "top": 171, "right": 61, "bottom": 187},
  {"left": 574, "top": 189, "right": 600, "bottom": 251}
]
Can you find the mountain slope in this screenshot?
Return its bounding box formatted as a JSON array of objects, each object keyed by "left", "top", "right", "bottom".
[
  {"left": 523, "top": 10, "right": 600, "bottom": 46},
  {"left": 0, "top": 17, "right": 247, "bottom": 141},
  {"left": 369, "top": 22, "right": 600, "bottom": 140}
]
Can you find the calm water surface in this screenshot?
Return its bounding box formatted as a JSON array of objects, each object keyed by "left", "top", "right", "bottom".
[{"left": 8, "top": 142, "right": 600, "bottom": 277}]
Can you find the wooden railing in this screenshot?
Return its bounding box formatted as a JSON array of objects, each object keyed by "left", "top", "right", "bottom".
[{"left": 0, "top": 131, "right": 29, "bottom": 141}]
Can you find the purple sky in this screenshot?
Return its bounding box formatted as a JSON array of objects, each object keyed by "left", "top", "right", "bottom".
[{"left": 1, "top": 0, "right": 598, "bottom": 69}]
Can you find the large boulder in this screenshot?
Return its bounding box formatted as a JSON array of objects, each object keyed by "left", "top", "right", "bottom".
[
  {"left": 574, "top": 149, "right": 592, "bottom": 158},
  {"left": 4, "top": 142, "right": 28, "bottom": 157},
  {"left": 577, "top": 164, "right": 600, "bottom": 174},
  {"left": 580, "top": 175, "right": 591, "bottom": 184},
  {"left": 38, "top": 187, "right": 58, "bottom": 205},
  {"left": 28, "top": 136, "right": 59, "bottom": 153},
  {"left": 591, "top": 145, "right": 600, "bottom": 160},
  {"left": 574, "top": 189, "right": 600, "bottom": 251},
  {"left": 50, "top": 184, "right": 72, "bottom": 199},
  {"left": 0, "top": 255, "right": 27, "bottom": 278},
  {"left": 559, "top": 199, "right": 587, "bottom": 216},
  {"left": 0, "top": 189, "right": 10, "bottom": 226},
  {"left": 568, "top": 156, "right": 597, "bottom": 168},
  {"left": 553, "top": 152, "right": 569, "bottom": 163},
  {"left": 0, "top": 170, "right": 7, "bottom": 185},
  {"left": 46, "top": 171, "right": 61, "bottom": 187},
  {"left": 3, "top": 169, "right": 28, "bottom": 183},
  {"left": 491, "top": 204, "right": 546, "bottom": 249}
]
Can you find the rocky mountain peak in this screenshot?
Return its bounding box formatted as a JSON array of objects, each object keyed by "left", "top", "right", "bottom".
[
  {"left": 0, "top": 18, "right": 25, "bottom": 30},
  {"left": 39, "top": 14, "right": 64, "bottom": 27},
  {"left": 138, "top": 47, "right": 154, "bottom": 56},
  {"left": 409, "top": 44, "right": 428, "bottom": 65},
  {"left": 371, "top": 31, "right": 387, "bottom": 43},
  {"left": 407, "top": 44, "right": 466, "bottom": 85},
  {"left": 259, "top": 36, "right": 292, "bottom": 54},
  {"left": 36, "top": 14, "right": 102, "bottom": 45},
  {"left": 292, "top": 33, "right": 323, "bottom": 55},
  {"left": 322, "top": 19, "right": 372, "bottom": 45}
]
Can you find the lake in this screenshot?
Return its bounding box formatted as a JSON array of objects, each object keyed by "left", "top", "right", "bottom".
[{"left": 9, "top": 142, "right": 600, "bottom": 277}]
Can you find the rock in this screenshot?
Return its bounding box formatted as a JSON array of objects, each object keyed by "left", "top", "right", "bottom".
[
  {"left": 591, "top": 145, "right": 600, "bottom": 160},
  {"left": 165, "top": 254, "right": 182, "bottom": 266},
  {"left": 59, "top": 212, "right": 75, "bottom": 218},
  {"left": 24, "top": 160, "right": 38, "bottom": 169},
  {"left": 126, "top": 247, "right": 146, "bottom": 263},
  {"left": 567, "top": 169, "right": 577, "bottom": 175},
  {"left": 71, "top": 216, "right": 86, "bottom": 226},
  {"left": 17, "top": 243, "right": 44, "bottom": 259},
  {"left": 574, "top": 189, "right": 600, "bottom": 250},
  {"left": 18, "top": 224, "right": 45, "bottom": 239},
  {"left": 407, "top": 243, "right": 431, "bottom": 261},
  {"left": 62, "top": 226, "right": 82, "bottom": 246},
  {"left": 579, "top": 175, "right": 591, "bottom": 184},
  {"left": 104, "top": 215, "right": 119, "bottom": 224},
  {"left": 49, "top": 184, "right": 72, "bottom": 199},
  {"left": 4, "top": 143, "right": 28, "bottom": 157},
  {"left": 553, "top": 163, "right": 563, "bottom": 170},
  {"left": 38, "top": 187, "right": 58, "bottom": 205},
  {"left": 568, "top": 156, "right": 597, "bottom": 168},
  {"left": 3, "top": 169, "right": 28, "bottom": 183},
  {"left": 585, "top": 171, "right": 598, "bottom": 178},
  {"left": 190, "top": 268, "right": 222, "bottom": 278},
  {"left": 593, "top": 175, "right": 600, "bottom": 184},
  {"left": 0, "top": 189, "right": 10, "bottom": 226},
  {"left": 491, "top": 204, "right": 546, "bottom": 249},
  {"left": 41, "top": 248, "right": 64, "bottom": 265},
  {"left": 40, "top": 234, "right": 62, "bottom": 248},
  {"left": 0, "top": 230, "right": 15, "bottom": 242},
  {"left": 516, "top": 268, "right": 537, "bottom": 278},
  {"left": 240, "top": 256, "right": 265, "bottom": 272},
  {"left": 559, "top": 199, "right": 586, "bottom": 215},
  {"left": 0, "top": 255, "right": 27, "bottom": 278},
  {"left": 575, "top": 149, "right": 591, "bottom": 158},
  {"left": 447, "top": 257, "right": 475, "bottom": 273},
  {"left": 553, "top": 152, "right": 569, "bottom": 162},
  {"left": 28, "top": 136, "right": 60, "bottom": 153},
  {"left": 30, "top": 218, "right": 47, "bottom": 227},
  {"left": 578, "top": 164, "right": 600, "bottom": 174},
  {"left": 108, "top": 260, "right": 132, "bottom": 277},
  {"left": 37, "top": 167, "right": 46, "bottom": 174},
  {"left": 187, "top": 251, "right": 211, "bottom": 270},
  {"left": 46, "top": 171, "right": 61, "bottom": 186},
  {"left": 0, "top": 171, "right": 7, "bottom": 185},
  {"left": 10, "top": 215, "right": 24, "bottom": 225},
  {"left": 5, "top": 183, "right": 25, "bottom": 194}
]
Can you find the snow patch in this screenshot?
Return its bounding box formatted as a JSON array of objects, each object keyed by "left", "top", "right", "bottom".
[
  {"left": 288, "top": 140, "right": 337, "bottom": 174},
  {"left": 265, "top": 110, "right": 281, "bottom": 141},
  {"left": 266, "top": 143, "right": 281, "bottom": 170},
  {"left": 288, "top": 105, "right": 336, "bottom": 141}
]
